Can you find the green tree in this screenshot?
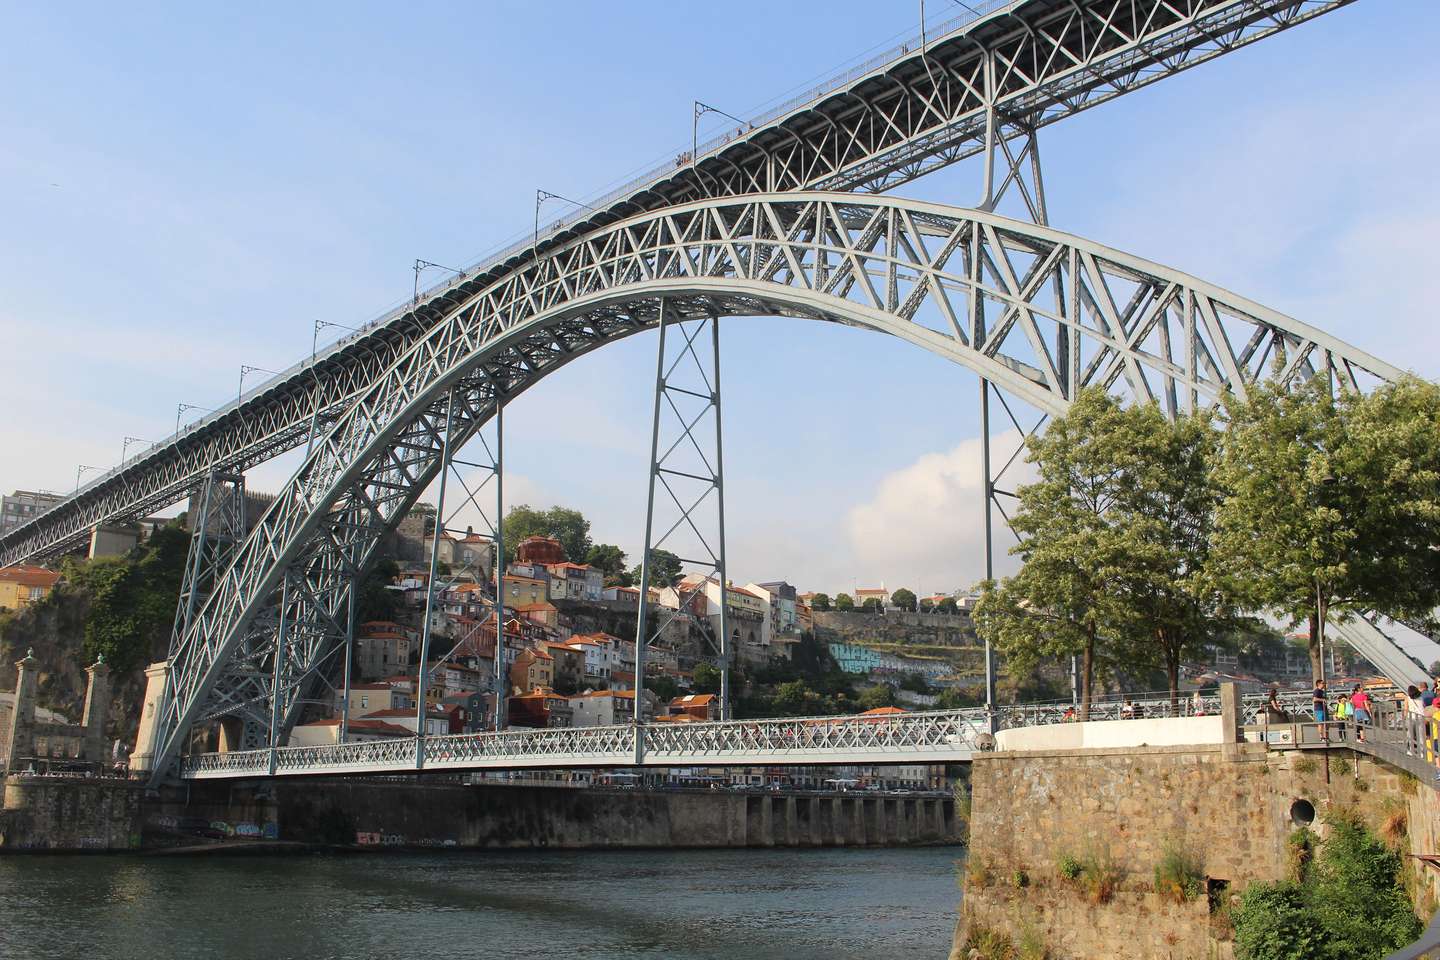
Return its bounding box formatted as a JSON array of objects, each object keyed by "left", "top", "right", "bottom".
[
  {"left": 629, "top": 548, "right": 683, "bottom": 589},
  {"left": 810, "top": 593, "right": 831, "bottom": 612},
  {"left": 835, "top": 593, "right": 854, "bottom": 611},
  {"left": 862, "top": 597, "right": 882, "bottom": 612},
  {"left": 647, "top": 674, "right": 680, "bottom": 703},
  {"left": 61, "top": 524, "right": 190, "bottom": 674},
  {"left": 1109, "top": 402, "right": 1233, "bottom": 707},
  {"left": 692, "top": 662, "right": 722, "bottom": 694},
  {"left": 584, "top": 543, "right": 628, "bottom": 583},
  {"left": 502, "top": 504, "right": 592, "bottom": 561},
  {"left": 973, "top": 388, "right": 1138, "bottom": 719},
  {"left": 859, "top": 684, "right": 897, "bottom": 709},
  {"left": 1232, "top": 882, "right": 1326, "bottom": 960},
  {"left": 1213, "top": 374, "right": 1440, "bottom": 681},
  {"left": 937, "top": 596, "right": 959, "bottom": 614},
  {"left": 357, "top": 557, "right": 401, "bottom": 623},
  {"left": 890, "top": 587, "right": 917, "bottom": 612}
]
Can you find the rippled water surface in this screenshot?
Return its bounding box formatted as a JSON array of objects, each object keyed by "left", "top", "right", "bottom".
[{"left": 0, "top": 846, "right": 964, "bottom": 960}]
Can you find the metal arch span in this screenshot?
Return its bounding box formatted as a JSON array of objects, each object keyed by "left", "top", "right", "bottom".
[
  {"left": 0, "top": 0, "right": 1358, "bottom": 568},
  {"left": 146, "top": 191, "right": 1401, "bottom": 782}
]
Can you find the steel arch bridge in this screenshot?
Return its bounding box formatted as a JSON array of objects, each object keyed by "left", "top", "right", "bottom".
[
  {"left": 0, "top": 0, "right": 1356, "bottom": 568},
  {"left": 133, "top": 191, "right": 1402, "bottom": 783}
]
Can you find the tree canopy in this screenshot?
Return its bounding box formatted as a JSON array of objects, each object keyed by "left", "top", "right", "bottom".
[
  {"left": 502, "top": 504, "right": 592, "bottom": 562},
  {"left": 629, "top": 548, "right": 683, "bottom": 589},
  {"left": 890, "top": 587, "right": 917, "bottom": 612},
  {"left": 61, "top": 523, "right": 190, "bottom": 674},
  {"left": 973, "top": 388, "right": 1142, "bottom": 718},
  {"left": 835, "top": 593, "right": 854, "bottom": 611},
  {"left": 584, "top": 543, "right": 628, "bottom": 583},
  {"left": 810, "top": 593, "right": 831, "bottom": 611},
  {"left": 692, "top": 662, "right": 722, "bottom": 694},
  {"left": 1213, "top": 374, "right": 1440, "bottom": 679}
]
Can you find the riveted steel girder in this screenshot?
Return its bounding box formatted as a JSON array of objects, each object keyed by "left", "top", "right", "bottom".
[
  {"left": 0, "top": 0, "right": 1355, "bottom": 568},
  {"left": 143, "top": 192, "right": 1402, "bottom": 783}
]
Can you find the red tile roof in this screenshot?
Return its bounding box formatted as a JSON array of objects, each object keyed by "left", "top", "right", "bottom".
[
  {"left": 0, "top": 565, "right": 60, "bottom": 589},
  {"left": 360, "top": 707, "right": 447, "bottom": 720}
]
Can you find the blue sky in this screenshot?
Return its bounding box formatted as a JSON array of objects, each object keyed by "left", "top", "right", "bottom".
[{"left": 3, "top": 0, "right": 1438, "bottom": 607}]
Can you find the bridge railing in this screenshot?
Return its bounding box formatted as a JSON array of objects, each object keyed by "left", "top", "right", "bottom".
[
  {"left": 177, "top": 692, "right": 1339, "bottom": 779},
  {"left": 993, "top": 689, "right": 1314, "bottom": 728},
  {"left": 178, "top": 709, "right": 990, "bottom": 778},
  {"left": 642, "top": 709, "right": 986, "bottom": 759}
]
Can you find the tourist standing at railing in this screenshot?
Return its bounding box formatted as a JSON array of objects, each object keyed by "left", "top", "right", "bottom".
[
  {"left": 1349, "top": 685, "right": 1371, "bottom": 743},
  {"left": 1312, "top": 679, "right": 1327, "bottom": 722}
]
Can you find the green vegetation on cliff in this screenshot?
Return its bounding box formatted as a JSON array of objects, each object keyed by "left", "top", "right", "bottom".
[{"left": 58, "top": 523, "right": 190, "bottom": 674}]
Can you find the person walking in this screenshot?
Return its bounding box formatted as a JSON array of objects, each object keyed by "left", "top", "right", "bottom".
[{"left": 1349, "top": 685, "right": 1371, "bottom": 743}]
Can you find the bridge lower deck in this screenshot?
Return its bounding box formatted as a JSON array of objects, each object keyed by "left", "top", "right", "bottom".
[{"left": 180, "top": 710, "right": 987, "bottom": 779}]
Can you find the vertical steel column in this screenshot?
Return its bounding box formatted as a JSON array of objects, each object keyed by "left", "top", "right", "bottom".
[
  {"left": 173, "top": 472, "right": 218, "bottom": 647},
  {"left": 414, "top": 389, "right": 457, "bottom": 767},
  {"left": 632, "top": 305, "right": 670, "bottom": 726},
  {"left": 339, "top": 581, "right": 355, "bottom": 743},
  {"left": 980, "top": 379, "right": 997, "bottom": 734},
  {"left": 267, "top": 578, "right": 291, "bottom": 776},
  {"left": 979, "top": 50, "right": 996, "bottom": 210},
  {"left": 493, "top": 397, "right": 507, "bottom": 731},
  {"left": 710, "top": 316, "right": 731, "bottom": 721}
]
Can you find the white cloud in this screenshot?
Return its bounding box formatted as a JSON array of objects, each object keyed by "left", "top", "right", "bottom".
[{"left": 840, "top": 430, "right": 1029, "bottom": 595}]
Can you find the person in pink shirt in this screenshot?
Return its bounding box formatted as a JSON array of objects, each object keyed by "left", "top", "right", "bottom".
[{"left": 1349, "top": 685, "right": 1371, "bottom": 743}]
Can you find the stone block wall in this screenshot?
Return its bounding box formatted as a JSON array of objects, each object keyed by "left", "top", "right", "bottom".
[
  {"left": 0, "top": 775, "right": 144, "bottom": 850},
  {"left": 957, "top": 743, "right": 1430, "bottom": 959}
]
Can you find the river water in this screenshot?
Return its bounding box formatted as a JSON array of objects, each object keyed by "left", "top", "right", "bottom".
[{"left": 0, "top": 846, "right": 964, "bottom": 960}]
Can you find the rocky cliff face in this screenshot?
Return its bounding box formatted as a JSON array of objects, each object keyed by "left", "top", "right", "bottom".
[{"left": 0, "top": 587, "right": 153, "bottom": 746}]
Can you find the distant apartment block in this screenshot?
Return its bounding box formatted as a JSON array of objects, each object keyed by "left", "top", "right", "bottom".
[{"left": 0, "top": 490, "right": 63, "bottom": 534}]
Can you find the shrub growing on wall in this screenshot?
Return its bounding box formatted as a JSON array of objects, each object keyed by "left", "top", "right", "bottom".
[{"left": 1233, "top": 814, "right": 1420, "bottom": 959}]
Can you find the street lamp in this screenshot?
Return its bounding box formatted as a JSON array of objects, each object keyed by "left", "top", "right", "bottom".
[
  {"left": 1316, "top": 473, "right": 1338, "bottom": 686},
  {"left": 75, "top": 464, "right": 98, "bottom": 492}
]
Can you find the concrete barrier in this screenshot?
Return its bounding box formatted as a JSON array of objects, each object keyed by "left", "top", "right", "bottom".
[{"left": 994, "top": 715, "right": 1226, "bottom": 752}]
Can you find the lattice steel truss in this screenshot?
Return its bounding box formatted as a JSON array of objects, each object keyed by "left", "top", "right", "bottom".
[
  {"left": 414, "top": 392, "right": 506, "bottom": 747},
  {"left": 632, "top": 303, "right": 731, "bottom": 722},
  {"left": 131, "top": 191, "right": 1401, "bottom": 783},
  {"left": 0, "top": 0, "right": 1355, "bottom": 568},
  {"left": 173, "top": 688, "right": 1315, "bottom": 780}
]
